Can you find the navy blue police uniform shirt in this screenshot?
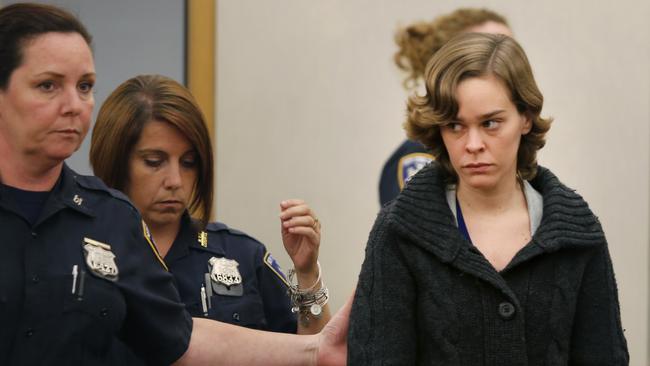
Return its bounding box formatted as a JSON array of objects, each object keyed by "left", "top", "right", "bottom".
[
  {"left": 0, "top": 165, "right": 192, "bottom": 366},
  {"left": 379, "top": 139, "right": 433, "bottom": 205},
  {"left": 165, "top": 213, "right": 297, "bottom": 333}
]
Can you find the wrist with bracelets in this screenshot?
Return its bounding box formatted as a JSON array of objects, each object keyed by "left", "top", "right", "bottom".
[{"left": 287, "top": 261, "right": 329, "bottom": 326}]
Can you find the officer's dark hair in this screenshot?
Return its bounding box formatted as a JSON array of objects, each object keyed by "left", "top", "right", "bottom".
[
  {"left": 0, "top": 3, "right": 92, "bottom": 90},
  {"left": 90, "top": 74, "right": 213, "bottom": 228}
]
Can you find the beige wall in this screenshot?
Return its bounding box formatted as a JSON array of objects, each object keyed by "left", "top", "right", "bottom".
[{"left": 216, "top": 0, "right": 649, "bottom": 363}]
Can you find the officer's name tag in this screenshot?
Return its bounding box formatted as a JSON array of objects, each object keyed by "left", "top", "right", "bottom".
[{"left": 83, "top": 237, "right": 119, "bottom": 282}]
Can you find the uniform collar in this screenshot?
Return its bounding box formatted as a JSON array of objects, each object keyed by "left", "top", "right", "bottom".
[
  {"left": 0, "top": 164, "right": 95, "bottom": 225},
  {"left": 36, "top": 164, "right": 96, "bottom": 226},
  {"left": 56, "top": 164, "right": 95, "bottom": 216},
  {"left": 164, "top": 213, "right": 225, "bottom": 264}
]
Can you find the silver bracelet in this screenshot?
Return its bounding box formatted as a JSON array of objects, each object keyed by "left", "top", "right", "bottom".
[
  {"left": 287, "top": 261, "right": 321, "bottom": 292},
  {"left": 287, "top": 262, "right": 329, "bottom": 325}
]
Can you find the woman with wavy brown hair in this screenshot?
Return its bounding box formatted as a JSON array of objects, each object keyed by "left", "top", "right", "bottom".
[
  {"left": 351, "top": 33, "right": 628, "bottom": 365},
  {"left": 379, "top": 8, "right": 511, "bottom": 205}
]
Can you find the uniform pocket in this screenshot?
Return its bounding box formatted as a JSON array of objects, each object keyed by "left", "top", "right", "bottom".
[
  {"left": 188, "top": 294, "right": 267, "bottom": 329},
  {"left": 62, "top": 273, "right": 127, "bottom": 351}
]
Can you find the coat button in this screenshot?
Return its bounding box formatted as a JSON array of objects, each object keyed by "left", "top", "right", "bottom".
[
  {"left": 31, "top": 275, "right": 39, "bottom": 284},
  {"left": 31, "top": 232, "right": 37, "bottom": 238},
  {"left": 100, "top": 308, "right": 109, "bottom": 317},
  {"left": 25, "top": 328, "right": 34, "bottom": 337},
  {"left": 232, "top": 312, "right": 240, "bottom": 322},
  {"left": 498, "top": 302, "right": 516, "bottom": 320}
]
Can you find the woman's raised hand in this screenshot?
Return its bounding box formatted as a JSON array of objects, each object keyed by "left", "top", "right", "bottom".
[{"left": 279, "top": 199, "right": 321, "bottom": 275}]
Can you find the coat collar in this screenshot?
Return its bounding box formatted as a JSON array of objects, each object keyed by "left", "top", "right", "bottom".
[
  {"left": 390, "top": 164, "right": 604, "bottom": 258},
  {"left": 526, "top": 166, "right": 605, "bottom": 251},
  {"left": 389, "top": 164, "right": 463, "bottom": 263},
  {"left": 387, "top": 164, "right": 604, "bottom": 298}
]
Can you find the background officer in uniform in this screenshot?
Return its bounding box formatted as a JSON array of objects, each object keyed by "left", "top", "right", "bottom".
[
  {"left": 0, "top": 3, "right": 348, "bottom": 365},
  {"left": 379, "top": 8, "right": 511, "bottom": 205},
  {"left": 90, "top": 74, "right": 332, "bottom": 335}
]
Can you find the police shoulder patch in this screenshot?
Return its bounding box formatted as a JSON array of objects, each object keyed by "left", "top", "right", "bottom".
[
  {"left": 263, "top": 252, "right": 289, "bottom": 286},
  {"left": 397, "top": 152, "right": 434, "bottom": 189},
  {"left": 141, "top": 220, "right": 169, "bottom": 271}
]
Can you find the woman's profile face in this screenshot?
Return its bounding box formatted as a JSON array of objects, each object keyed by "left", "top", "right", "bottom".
[
  {"left": 440, "top": 74, "right": 531, "bottom": 192},
  {"left": 125, "top": 120, "right": 198, "bottom": 229},
  {"left": 0, "top": 32, "right": 95, "bottom": 162}
]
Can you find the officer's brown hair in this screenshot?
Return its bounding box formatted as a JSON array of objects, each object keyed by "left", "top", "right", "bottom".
[
  {"left": 0, "top": 3, "right": 92, "bottom": 89},
  {"left": 395, "top": 8, "right": 508, "bottom": 90},
  {"left": 405, "top": 33, "right": 552, "bottom": 183},
  {"left": 90, "top": 74, "right": 213, "bottom": 227}
]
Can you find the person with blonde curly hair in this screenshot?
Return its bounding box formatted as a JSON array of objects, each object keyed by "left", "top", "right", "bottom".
[
  {"left": 351, "top": 33, "right": 628, "bottom": 364},
  {"left": 379, "top": 8, "right": 511, "bottom": 205}
]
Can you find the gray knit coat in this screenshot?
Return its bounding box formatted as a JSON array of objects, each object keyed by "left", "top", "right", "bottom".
[{"left": 349, "top": 164, "right": 628, "bottom": 365}]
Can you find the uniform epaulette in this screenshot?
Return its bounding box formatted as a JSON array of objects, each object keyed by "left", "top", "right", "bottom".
[
  {"left": 204, "top": 222, "right": 263, "bottom": 244},
  {"left": 205, "top": 222, "right": 249, "bottom": 237},
  {"left": 73, "top": 174, "right": 137, "bottom": 210},
  {"left": 66, "top": 169, "right": 168, "bottom": 271},
  {"left": 205, "top": 221, "right": 229, "bottom": 232}
]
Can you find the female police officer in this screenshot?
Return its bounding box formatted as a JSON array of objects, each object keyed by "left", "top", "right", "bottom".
[
  {"left": 90, "top": 74, "right": 331, "bottom": 335},
  {"left": 0, "top": 3, "right": 348, "bottom": 365}
]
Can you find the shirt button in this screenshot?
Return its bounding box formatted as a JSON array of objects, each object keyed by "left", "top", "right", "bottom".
[
  {"left": 232, "top": 312, "right": 240, "bottom": 322},
  {"left": 31, "top": 275, "right": 39, "bottom": 284},
  {"left": 498, "top": 302, "right": 516, "bottom": 320},
  {"left": 25, "top": 328, "right": 34, "bottom": 337}
]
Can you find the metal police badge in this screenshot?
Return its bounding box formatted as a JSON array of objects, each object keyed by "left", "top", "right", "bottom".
[
  {"left": 83, "top": 237, "right": 119, "bottom": 281},
  {"left": 208, "top": 257, "right": 243, "bottom": 296}
]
